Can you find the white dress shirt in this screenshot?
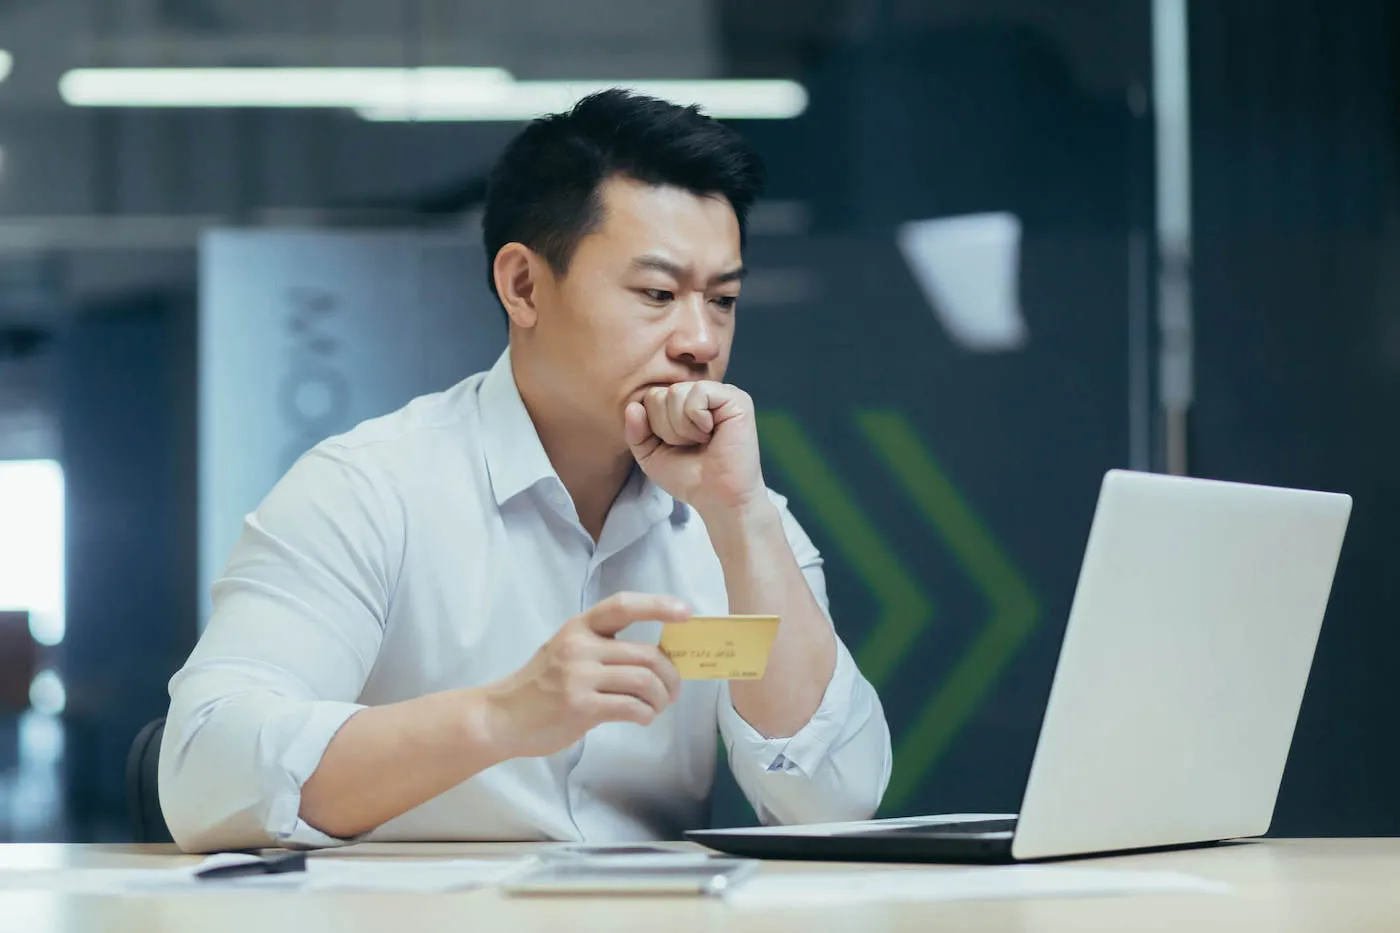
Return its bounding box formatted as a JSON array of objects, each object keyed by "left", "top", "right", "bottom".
[{"left": 159, "top": 350, "right": 891, "bottom": 852}]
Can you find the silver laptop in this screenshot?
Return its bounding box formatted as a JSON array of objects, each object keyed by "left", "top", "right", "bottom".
[{"left": 688, "top": 469, "right": 1352, "bottom": 862}]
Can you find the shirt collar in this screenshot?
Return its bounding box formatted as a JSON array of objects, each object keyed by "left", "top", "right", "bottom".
[
  {"left": 477, "top": 349, "right": 690, "bottom": 527},
  {"left": 479, "top": 350, "right": 559, "bottom": 507},
  {"left": 627, "top": 463, "right": 692, "bottom": 527}
]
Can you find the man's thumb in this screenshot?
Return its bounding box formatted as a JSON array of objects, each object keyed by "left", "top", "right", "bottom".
[{"left": 624, "top": 402, "right": 660, "bottom": 456}]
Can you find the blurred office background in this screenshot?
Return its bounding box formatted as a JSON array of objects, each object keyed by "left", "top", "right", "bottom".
[{"left": 0, "top": 0, "right": 1397, "bottom": 843}]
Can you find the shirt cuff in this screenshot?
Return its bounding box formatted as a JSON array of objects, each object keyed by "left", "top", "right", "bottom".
[
  {"left": 260, "top": 699, "right": 368, "bottom": 848},
  {"left": 718, "top": 639, "right": 858, "bottom": 777}
]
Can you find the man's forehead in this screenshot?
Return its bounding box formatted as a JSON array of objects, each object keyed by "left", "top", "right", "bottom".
[
  {"left": 597, "top": 178, "right": 737, "bottom": 232},
  {"left": 591, "top": 178, "right": 741, "bottom": 268}
]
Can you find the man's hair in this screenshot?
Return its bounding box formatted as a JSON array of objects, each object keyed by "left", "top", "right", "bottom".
[{"left": 482, "top": 89, "right": 766, "bottom": 304}]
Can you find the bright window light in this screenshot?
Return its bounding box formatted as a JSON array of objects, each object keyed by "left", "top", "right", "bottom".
[
  {"left": 0, "top": 50, "right": 11, "bottom": 86},
  {"left": 355, "top": 79, "right": 809, "bottom": 122},
  {"left": 57, "top": 66, "right": 512, "bottom": 109},
  {"left": 0, "top": 459, "right": 65, "bottom": 645}
]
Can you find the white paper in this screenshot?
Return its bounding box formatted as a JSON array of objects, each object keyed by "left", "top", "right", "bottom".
[
  {"left": 724, "top": 866, "right": 1231, "bottom": 909},
  {"left": 300, "top": 857, "right": 538, "bottom": 892},
  {"left": 0, "top": 854, "right": 538, "bottom": 895}
]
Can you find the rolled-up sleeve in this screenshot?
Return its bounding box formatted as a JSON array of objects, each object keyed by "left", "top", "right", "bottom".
[
  {"left": 716, "top": 493, "right": 893, "bottom": 825},
  {"left": 159, "top": 445, "right": 399, "bottom": 852}
]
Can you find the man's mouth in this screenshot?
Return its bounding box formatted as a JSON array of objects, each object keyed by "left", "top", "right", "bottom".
[
  {"left": 635, "top": 380, "right": 680, "bottom": 397},
  {"left": 629, "top": 377, "right": 703, "bottom": 405}
]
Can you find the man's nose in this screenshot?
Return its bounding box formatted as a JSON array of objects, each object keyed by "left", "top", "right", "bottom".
[{"left": 668, "top": 296, "right": 720, "bottom": 366}]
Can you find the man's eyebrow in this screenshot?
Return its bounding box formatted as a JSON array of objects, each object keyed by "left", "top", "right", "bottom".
[
  {"left": 628, "top": 256, "right": 748, "bottom": 286},
  {"left": 629, "top": 255, "right": 687, "bottom": 278}
]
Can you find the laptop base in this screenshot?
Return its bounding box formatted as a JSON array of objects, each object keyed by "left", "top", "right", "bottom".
[{"left": 686, "top": 819, "right": 1017, "bottom": 864}]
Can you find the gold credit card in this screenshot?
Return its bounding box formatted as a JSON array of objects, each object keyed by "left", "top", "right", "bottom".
[{"left": 658, "top": 615, "right": 780, "bottom": 680}]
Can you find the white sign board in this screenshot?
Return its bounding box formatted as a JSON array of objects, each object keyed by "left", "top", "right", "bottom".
[{"left": 198, "top": 230, "right": 504, "bottom": 625}]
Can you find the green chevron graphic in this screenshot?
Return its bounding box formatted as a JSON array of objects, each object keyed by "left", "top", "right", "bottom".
[
  {"left": 757, "top": 412, "right": 932, "bottom": 687},
  {"left": 857, "top": 410, "right": 1040, "bottom": 810}
]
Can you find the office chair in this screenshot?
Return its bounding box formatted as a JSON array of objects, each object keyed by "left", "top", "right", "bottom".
[
  {"left": 0, "top": 611, "right": 37, "bottom": 714},
  {"left": 127, "top": 718, "right": 173, "bottom": 844}
]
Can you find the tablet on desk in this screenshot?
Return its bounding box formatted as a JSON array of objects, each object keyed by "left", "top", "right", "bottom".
[{"left": 502, "top": 858, "right": 758, "bottom": 896}]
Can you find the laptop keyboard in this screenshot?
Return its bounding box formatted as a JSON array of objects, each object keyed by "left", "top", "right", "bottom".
[{"left": 865, "top": 818, "right": 1018, "bottom": 836}]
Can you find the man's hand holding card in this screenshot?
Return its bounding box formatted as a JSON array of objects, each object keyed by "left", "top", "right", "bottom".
[{"left": 659, "top": 615, "right": 780, "bottom": 680}]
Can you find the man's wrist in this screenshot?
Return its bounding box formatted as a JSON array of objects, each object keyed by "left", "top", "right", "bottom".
[
  {"left": 453, "top": 685, "right": 517, "bottom": 768},
  {"left": 700, "top": 495, "right": 783, "bottom": 555}
]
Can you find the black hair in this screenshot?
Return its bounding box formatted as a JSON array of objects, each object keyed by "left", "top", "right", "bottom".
[{"left": 481, "top": 88, "right": 765, "bottom": 305}]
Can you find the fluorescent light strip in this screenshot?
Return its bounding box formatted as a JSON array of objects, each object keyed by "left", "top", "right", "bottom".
[
  {"left": 57, "top": 66, "right": 512, "bottom": 108},
  {"left": 0, "top": 50, "right": 12, "bottom": 85},
  {"left": 355, "top": 80, "right": 809, "bottom": 121},
  {"left": 54, "top": 67, "right": 807, "bottom": 120}
]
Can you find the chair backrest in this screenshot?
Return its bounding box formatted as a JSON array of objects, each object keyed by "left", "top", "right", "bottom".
[
  {"left": 126, "top": 718, "right": 173, "bottom": 844},
  {"left": 0, "top": 611, "right": 36, "bottom": 714}
]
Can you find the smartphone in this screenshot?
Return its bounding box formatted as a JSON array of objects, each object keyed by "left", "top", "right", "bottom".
[
  {"left": 547, "top": 844, "right": 684, "bottom": 858},
  {"left": 502, "top": 858, "right": 759, "bottom": 897},
  {"left": 539, "top": 844, "right": 717, "bottom": 867}
]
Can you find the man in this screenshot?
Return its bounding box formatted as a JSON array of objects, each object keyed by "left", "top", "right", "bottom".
[{"left": 160, "top": 89, "right": 891, "bottom": 852}]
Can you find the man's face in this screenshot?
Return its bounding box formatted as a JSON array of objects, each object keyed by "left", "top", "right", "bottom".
[{"left": 521, "top": 175, "right": 744, "bottom": 444}]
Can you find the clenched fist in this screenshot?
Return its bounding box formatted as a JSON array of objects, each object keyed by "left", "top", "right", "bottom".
[
  {"left": 624, "top": 380, "right": 765, "bottom": 517},
  {"left": 482, "top": 593, "right": 690, "bottom": 759}
]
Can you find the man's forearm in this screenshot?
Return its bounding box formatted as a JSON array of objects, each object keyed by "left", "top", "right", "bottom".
[
  {"left": 706, "top": 500, "right": 837, "bottom": 737},
  {"left": 299, "top": 686, "right": 506, "bottom": 839}
]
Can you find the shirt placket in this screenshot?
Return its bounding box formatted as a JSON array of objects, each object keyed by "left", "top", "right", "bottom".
[{"left": 565, "top": 547, "right": 609, "bottom": 837}]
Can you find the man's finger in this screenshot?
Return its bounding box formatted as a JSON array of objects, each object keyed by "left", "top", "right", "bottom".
[
  {"left": 595, "top": 666, "right": 671, "bottom": 714},
  {"left": 683, "top": 383, "right": 716, "bottom": 435},
  {"left": 585, "top": 592, "right": 691, "bottom": 636},
  {"left": 601, "top": 641, "right": 683, "bottom": 703},
  {"left": 666, "top": 384, "right": 709, "bottom": 444},
  {"left": 696, "top": 381, "right": 753, "bottom": 428},
  {"left": 643, "top": 388, "right": 689, "bottom": 446},
  {"left": 624, "top": 401, "right": 661, "bottom": 457},
  {"left": 589, "top": 694, "right": 656, "bottom": 727},
  {"left": 649, "top": 386, "right": 700, "bottom": 446}
]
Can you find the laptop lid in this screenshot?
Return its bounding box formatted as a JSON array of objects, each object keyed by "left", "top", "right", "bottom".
[{"left": 1010, "top": 470, "right": 1351, "bottom": 860}]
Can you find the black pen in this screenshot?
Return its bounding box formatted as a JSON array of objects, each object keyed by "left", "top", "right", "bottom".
[{"left": 194, "top": 851, "right": 308, "bottom": 880}]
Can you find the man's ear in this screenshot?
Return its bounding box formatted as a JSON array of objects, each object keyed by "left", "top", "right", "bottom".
[{"left": 493, "top": 243, "right": 548, "bottom": 329}]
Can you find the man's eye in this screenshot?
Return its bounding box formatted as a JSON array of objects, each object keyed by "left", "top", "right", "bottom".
[
  {"left": 712, "top": 296, "right": 738, "bottom": 311},
  {"left": 643, "top": 289, "right": 674, "bottom": 303}
]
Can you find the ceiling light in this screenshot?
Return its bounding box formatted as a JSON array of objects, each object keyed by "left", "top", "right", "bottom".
[
  {"left": 355, "top": 79, "right": 809, "bottom": 122},
  {"left": 0, "top": 50, "right": 12, "bottom": 86},
  {"left": 57, "top": 66, "right": 512, "bottom": 109}
]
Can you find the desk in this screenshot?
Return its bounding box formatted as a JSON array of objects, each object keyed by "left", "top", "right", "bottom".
[{"left": 1, "top": 839, "right": 1397, "bottom": 932}]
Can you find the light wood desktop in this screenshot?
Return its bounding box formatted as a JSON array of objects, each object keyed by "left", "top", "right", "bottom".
[{"left": 2, "top": 839, "right": 1397, "bottom": 932}]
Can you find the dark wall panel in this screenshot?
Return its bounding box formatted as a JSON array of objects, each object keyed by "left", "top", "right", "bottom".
[
  {"left": 59, "top": 297, "right": 198, "bottom": 840},
  {"left": 1191, "top": 0, "right": 1400, "bottom": 835}
]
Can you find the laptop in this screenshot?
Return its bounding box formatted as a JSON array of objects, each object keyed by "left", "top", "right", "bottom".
[{"left": 687, "top": 469, "right": 1352, "bottom": 863}]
